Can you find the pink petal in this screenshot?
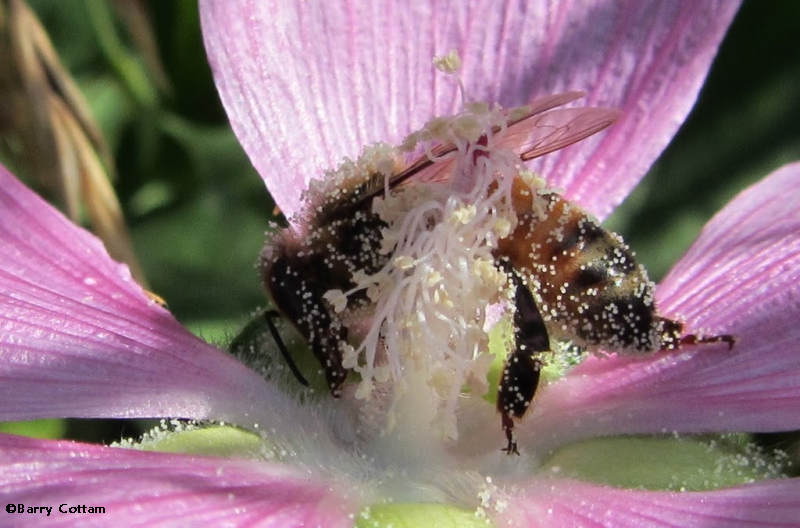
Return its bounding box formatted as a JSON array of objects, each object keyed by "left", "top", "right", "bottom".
[
  {"left": 0, "top": 165, "right": 301, "bottom": 430},
  {"left": 500, "top": 478, "right": 800, "bottom": 528},
  {"left": 200, "top": 0, "right": 738, "bottom": 222},
  {"left": 0, "top": 433, "right": 356, "bottom": 527},
  {"left": 525, "top": 162, "right": 800, "bottom": 450}
]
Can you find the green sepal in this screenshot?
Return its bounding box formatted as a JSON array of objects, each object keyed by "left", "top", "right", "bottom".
[
  {"left": 357, "top": 503, "right": 493, "bottom": 528},
  {"left": 139, "top": 425, "right": 264, "bottom": 458},
  {"left": 484, "top": 318, "right": 511, "bottom": 406},
  {"left": 541, "top": 435, "right": 782, "bottom": 491}
]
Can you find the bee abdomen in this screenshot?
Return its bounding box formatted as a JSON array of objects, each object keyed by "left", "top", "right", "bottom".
[{"left": 498, "top": 182, "right": 672, "bottom": 353}]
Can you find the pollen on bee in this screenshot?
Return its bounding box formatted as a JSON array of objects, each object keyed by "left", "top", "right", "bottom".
[
  {"left": 322, "top": 289, "right": 348, "bottom": 313},
  {"left": 425, "top": 269, "right": 443, "bottom": 286},
  {"left": 355, "top": 379, "right": 373, "bottom": 400},
  {"left": 341, "top": 343, "right": 358, "bottom": 369},
  {"left": 392, "top": 255, "right": 416, "bottom": 270},
  {"left": 451, "top": 204, "right": 477, "bottom": 225},
  {"left": 317, "top": 98, "right": 527, "bottom": 440},
  {"left": 451, "top": 114, "right": 483, "bottom": 143},
  {"left": 493, "top": 217, "right": 512, "bottom": 238}
]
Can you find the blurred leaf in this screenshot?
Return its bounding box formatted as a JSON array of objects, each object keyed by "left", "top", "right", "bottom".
[
  {"left": 131, "top": 181, "right": 270, "bottom": 330},
  {"left": 85, "top": 0, "right": 158, "bottom": 109},
  {"left": 80, "top": 76, "right": 133, "bottom": 151},
  {"left": 0, "top": 419, "right": 66, "bottom": 439}
]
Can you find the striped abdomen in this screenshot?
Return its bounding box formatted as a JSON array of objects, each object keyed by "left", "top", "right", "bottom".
[{"left": 496, "top": 178, "right": 681, "bottom": 353}]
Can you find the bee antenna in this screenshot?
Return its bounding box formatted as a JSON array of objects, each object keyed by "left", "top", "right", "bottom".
[{"left": 263, "top": 310, "right": 310, "bottom": 387}]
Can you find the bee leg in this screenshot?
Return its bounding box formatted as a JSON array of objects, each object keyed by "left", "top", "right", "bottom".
[
  {"left": 297, "top": 291, "right": 348, "bottom": 397},
  {"left": 293, "top": 295, "right": 348, "bottom": 397},
  {"left": 310, "top": 327, "right": 348, "bottom": 398},
  {"left": 266, "top": 257, "right": 348, "bottom": 396},
  {"left": 263, "top": 310, "right": 310, "bottom": 387},
  {"left": 497, "top": 266, "right": 549, "bottom": 455},
  {"left": 656, "top": 316, "right": 735, "bottom": 351},
  {"left": 498, "top": 352, "right": 543, "bottom": 455},
  {"left": 679, "top": 333, "right": 736, "bottom": 350},
  {"left": 501, "top": 412, "right": 518, "bottom": 456}
]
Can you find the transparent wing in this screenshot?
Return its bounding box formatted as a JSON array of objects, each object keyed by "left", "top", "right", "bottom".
[
  {"left": 357, "top": 92, "right": 616, "bottom": 204},
  {"left": 389, "top": 91, "right": 591, "bottom": 186},
  {"left": 512, "top": 91, "right": 586, "bottom": 121},
  {"left": 498, "top": 106, "right": 620, "bottom": 161}
]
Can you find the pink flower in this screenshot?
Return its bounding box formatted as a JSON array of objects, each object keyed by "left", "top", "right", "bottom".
[{"left": 2, "top": 1, "right": 799, "bottom": 526}]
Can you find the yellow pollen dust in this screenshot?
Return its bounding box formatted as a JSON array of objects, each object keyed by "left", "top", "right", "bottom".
[
  {"left": 321, "top": 97, "right": 535, "bottom": 441},
  {"left": 433, "top": 49, "right": 462, "bottom": 74}
]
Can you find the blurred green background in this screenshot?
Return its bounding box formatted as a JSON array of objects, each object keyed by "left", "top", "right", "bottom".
[{"left": 1, "top": 0, "right": 798, "bottom": 458}]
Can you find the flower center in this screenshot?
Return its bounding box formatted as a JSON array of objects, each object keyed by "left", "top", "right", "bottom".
[{"left": 310, "top": 101, "right": 538, "bottom": 444}]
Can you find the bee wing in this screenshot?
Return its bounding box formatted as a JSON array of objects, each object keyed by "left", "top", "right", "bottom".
[
  {"left": 513, "top": 90, "right": 586, "bottom": 120},
  {"left": 389, "top": 91, "right": 590, "bottom": 187},
  {"left": 498, "top": 106, "right": 621, "bottom": 161},
  {"left": 362, "top": 93, "right": 616, "bottom": 203},
  {"left": 389, "top": 145, "right": 456, "bottom": 187}
]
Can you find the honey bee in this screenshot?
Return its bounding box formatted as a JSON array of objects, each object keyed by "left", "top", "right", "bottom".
[
  {"left": 259, "top": 92, "right": 734, "bottom": 454},
  {"left": 494, "top": 180, "right": 735, "bottom": 454}
]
